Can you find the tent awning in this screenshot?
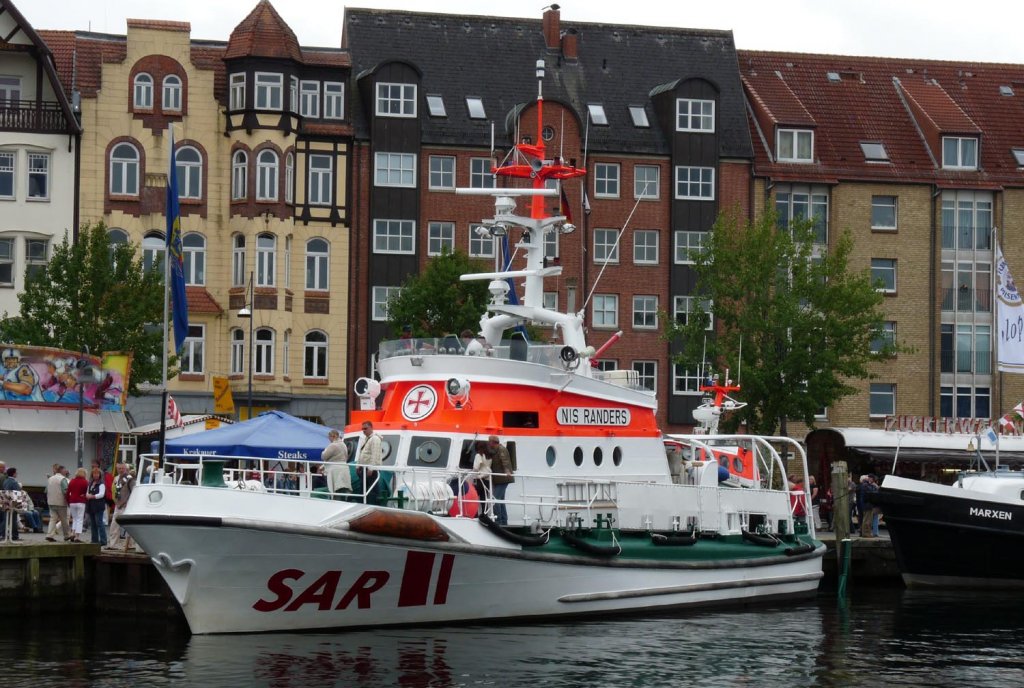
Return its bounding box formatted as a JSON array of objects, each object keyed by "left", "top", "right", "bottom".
[
  {"left": 0, "top": 407, "right": 129, "bottom": 434},
  {"left": 163, "top": 410, "right": 332, "bottom": 461}
]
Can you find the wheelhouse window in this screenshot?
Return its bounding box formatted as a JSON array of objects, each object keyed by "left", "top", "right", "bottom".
[
  {"left": 376, "top": 82, "right": 416, "bottom": 117},
  {"left": 373, "top": 219, "right": 415, "bottom": 254},
  {"left": 133, "top": 73, "right": 153, "bottom": 109},
  {"left": 305, "top": 238, "right": 329, "bottom": 290},
  {"left": 175, "top": 146, "right": 201, "bottom": 199},
  {"left": 256, "top": 149, "right": 279, "bottom": 201},
  {"left": 182, "top": 233, "right": 205, "bottom": 285},
  {"left": 162, "top": 75, "right": 182, "bottom": 112},
  {"left": 255, "top": 73, "right": 283, "bottom": 111},
  {"left": 110, "top": 143, "right": 140, "bottom": 196},
  {"left": 676, "top": 98, "right": 715, "bottom": 132},
  {"left": 304, "top": 330, "right": 328, "bottom": 378}
]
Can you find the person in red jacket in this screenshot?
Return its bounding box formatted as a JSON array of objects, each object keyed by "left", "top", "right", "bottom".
[{"left": 66, "top": 467, "right": 89, "bottom": 542}]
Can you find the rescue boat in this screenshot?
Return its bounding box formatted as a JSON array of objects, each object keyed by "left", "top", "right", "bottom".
[{"left": 119, "top": 61, "right": 824, "bottom": 634}]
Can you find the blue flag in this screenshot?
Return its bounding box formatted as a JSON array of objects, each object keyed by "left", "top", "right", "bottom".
[{"left": 166, "top": 132, "right": 189, "bottom": 352}]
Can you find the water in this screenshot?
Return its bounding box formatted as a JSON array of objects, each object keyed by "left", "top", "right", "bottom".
[{"left": 4, "top": 588, "right": 1024, "bottom": 687}]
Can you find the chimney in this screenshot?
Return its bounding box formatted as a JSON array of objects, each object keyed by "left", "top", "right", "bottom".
[
  {"left": 561, "top": 28, "right": 578, "bottom": 61},
  {"left": 542, "top": 6, "right": 560, "bottom": 51}
]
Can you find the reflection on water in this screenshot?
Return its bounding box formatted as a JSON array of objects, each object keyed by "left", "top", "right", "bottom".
[{"left": 4, "top": 589, "right": 1024, "bottom": 687}]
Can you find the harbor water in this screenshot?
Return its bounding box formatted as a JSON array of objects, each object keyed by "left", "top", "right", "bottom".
[{"left": 3, "top": 587, "right": 1023, "bottom": 687}]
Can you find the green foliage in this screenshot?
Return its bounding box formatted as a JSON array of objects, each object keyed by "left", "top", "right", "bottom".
[
  {"left": 664, "top": 209, "right": 897, "bottom": 435},
  {"left": 385, "top": 250, "right": 492, "bottom": 337},
  {"left": 0, "top": 222, "right": 167, "bottom": 394}
]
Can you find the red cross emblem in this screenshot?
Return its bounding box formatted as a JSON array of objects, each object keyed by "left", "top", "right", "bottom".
[{"left": 402, "top": 385, "right": 437, "bottom": 421}]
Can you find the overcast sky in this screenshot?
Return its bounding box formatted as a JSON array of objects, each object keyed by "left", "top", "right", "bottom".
[{"left": 17, "top": 0, "right": 1024, "bottom": 64}]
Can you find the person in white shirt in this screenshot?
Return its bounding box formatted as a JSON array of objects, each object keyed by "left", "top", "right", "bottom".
[
  {"left": 358, "top": 422, "right": 384, "bottom": 503},
  {"left": 321, "top": 429, "right": 352, "bottom": 494}
]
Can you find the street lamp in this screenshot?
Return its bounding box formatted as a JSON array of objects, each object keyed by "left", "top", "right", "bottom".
[
  {"left": 74, "top": 346, "right": 101, "bottom": 468},
  {"left": 237, "top": 270, "right": 254, "bottom": 420}
]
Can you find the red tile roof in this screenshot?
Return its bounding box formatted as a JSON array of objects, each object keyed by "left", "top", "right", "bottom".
[
  {"left": 224, "top": 0, "right": 301, "bottom": 62},
  {"left": 739, "top": 50, "right": 1024, "bottom": 187},
  {"left": 302, "top": 49, "right": 350, "bottom": 67},
  {"left": 186, "top": 286, "right": 223, "bottom": 315}
]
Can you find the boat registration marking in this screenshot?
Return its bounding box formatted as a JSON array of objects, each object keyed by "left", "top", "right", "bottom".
[
  {"left": 557, "top": 407, "right": 631, "bottom": 426},
  {"left": 969, "top": 507, "right": 1013, "bottom": 521}
]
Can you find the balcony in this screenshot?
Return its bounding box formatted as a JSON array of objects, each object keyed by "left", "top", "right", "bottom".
[{"left": 0, "top": 100, "right": 72, "bottom": 133}]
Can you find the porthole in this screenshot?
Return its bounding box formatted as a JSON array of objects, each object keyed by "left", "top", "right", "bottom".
[
  {"left": 148, "top": 490, "right": 163, "bottom": 504},
  {"left": 542, "top": 125, "right": 555, "bottom": 141},
  {"left": 594, "top": 447, "right": 603, "bottom": 466},
  {"left": 573, "top": 447, "right": 583, "bottom": 466},
  {"left": 732, "top": 456, "right": 744, "bottom": 474},
  {"left": 613, "top": 447, "right": 622, "bottom": 466},
  {"left": 416, "top": 440, "right": 442, "bottom": 464},
  {"left": 546, "top": 446, "right": 556, "bottom": 467}
]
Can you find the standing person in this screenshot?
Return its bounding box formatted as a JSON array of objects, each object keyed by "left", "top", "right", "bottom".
[
  {"left": 868, "top": 474, "right": 882, "bottom": 537},
  {"left": 85, "top": 465, "right": 108, "bottom": 545},
  {"left": 358, "top": 421, "right": 384, "bottom": 504},
  {"left": 809, "top": 475, "right": 822, "bottom": 530},
  {"left": 322, "top": 429, "right": 351, "bottom": 495},
  {"left": 66, "top": 468, "right": 88, "bottom": 542},
  {"left": 45, "top": 465, "right": 71, "bottom": 542},
  {"left": 1, "top": 466, "right": 21, "bottom": 541},
  {"left": 858, "top": 475, "right": 879, "bottom": 538},
  {"left": 108, "top": 463, "right": 136, "bottom": 550},
  {"left": 487, "top": 435, "right": 514, "bottom": 526},
  {"left": 789, "top": 477, "right": 807, "bottom": 526}
]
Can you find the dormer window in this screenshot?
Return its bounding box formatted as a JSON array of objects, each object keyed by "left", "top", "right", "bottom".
[
  {"left": 588, "top": 104, "right": 608, "bottom": 126},
  {"left": 466, "top": 97, "right": 486, "bottom": 119},
  {"left": 777, "top": 129, "right": 813, "bottom": 163},
  {"left": 1012, "top": 148, "right": 1024, "bottom": 167},
  {"left": 376, "top": 82, "right": 416, "bottom": 118},
  {"left": 942, "top": 136, "right": 978, "bottom": 170},
  {"left": 426, "top": 94, "right": 446, "bottom": 117},
  {"left": 860, "top": 141, "right": 889, "bottom": 163},
  {"left": 676, "top": 98, "right": 714, "bottom": 132},
  {"left": 628, "top": 105, "right": 649, "bottom": 128}
]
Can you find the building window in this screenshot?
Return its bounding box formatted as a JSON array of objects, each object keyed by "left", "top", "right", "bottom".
[
  {"left": 633, "top": 295, "right": 658, "bottom": 329},
  {"left": 0, "top": 152, "right": 13, "bottom": 198},
  {"left": 374, "top": 152, "right": 416, "bottom": 188},
  {"left": 676, "top": 98, "right": 715, "bottom": 132},
  {"left": 232, "top": 235, "right": 245, "bottom": 287},
  {"left": 284, "top": 235, "right": 292, "bottom": 289},
  {"left": 634, "top": 165, "right": 659, "bottom": 199},
  {"left": 162, "top": 75, "right": 182, "bottom": 112},
  {"left": 256, "top": 233, "right": 276, "bottom": 287},
  {"left": 376, "top": 82, "right": 416, "bottom": 117},
  {"left": 110, "top": 143, "right": 139, "bottom": 196},
  {"left": 940, "top": 385, "right": 990, "bottom": 419},
  {"left": 255, "top": 73, "right": 283, "bottom": 110},
  {"left": 231, "top": 150, "right": 248, "bottom": 200},
  {"left": 587, "top": 104, "right": 608, "bottom": 125},
  {"left": 181, "top": 324, "right": 205, "bottom": 374},
  {"left": 871, "top": 258, "right": 896, "bottom": 293},
  {"left": 429, "top": 156, "right": 455, "bottom": 190},
  {"left": 777, "top": 129, "right": 813, "bottom": 162},
  {"left": 941, "top": 323, "right": 992, "bottom": 375},
  {"left": 469, "top": 224, "right": 495, "bottom": 258},
  {"left": 24, "top": 239, "right": 47, "bottom": 280},
  {"left": 941, "top": 191, "right": 992, "bottom": 251},
  {"left": 289, "top": 77, "right": 298, "bottom": 113},
  {"left": 306, "top": 238, "right": 329, "bottom": 290},
  {"left": 942, "top": 136, "right": 978, "bottom": 170},
  {"left": 374, "top": 219, "right": 415, "bottom": 254},
  {"left": 674, "top": 166, "right": 714, "bottom": 200},
  {"left": 300, "top": 80, "right": 319, "bottom": 118},
  {"left": 633, "top": 230, "right": 658, "bottom": 264},
  {"left": 1013, "top": 149, "right": 1024, "bottom": 167},
  {"left": 229, "top": 73, "right": 245, "bottom": 110},
  {"left": 594, "top": 228, "right": 619, "bottom": 263},
  {"left": 628, "top": 105, "right": 649, "bottom": 128},
  {"left": 869, "top": 383, "right": 895, "bottom": 416},
  {"left": 594, "top": 163, "right": 620, "bottom": 198},
  {"left": 133, "top": 73, "right": 153, "bottom": 109},
  {"left": 255, "top": 328, "right": 275, "bottom": 375},
  {"left": 283, "top": 330, "right": 291, "bottom": 377},
  {"left": 470, "top": 158, "right": 494, "bottom": 188},
  {"left": 426, "top": 94, "right": 446, "bottom": 117},
  {"left": 674, "top": 295, "right": 713, "bottom": 330},
  {"left": 0, "top": 238, "right": 12, "bottom": 285},
  {"left": 860, "top": 141, "right": 889, "bottom": 162},
  {"left": 175, "top": 146, "right": 201, "bottom": 200},
  {"left": 543, "top": 291, "right": 558, "bottom": 311},
  {"left": 256, "top": 149, "right": 279, "bottom": 201},
  {"left": 230, "top": 328, "right": 244, "bottom": 375},
  {"left": 304, "top": 330, "right": 328, "bottom": 378},
  {"left": 674, "top": 230, "right": 707, "bottom": 264},
  {"left": 594, "top": 360, "right": 618, "bottom": 373},
  {"left": 285, "top": 152, "right": 294, "bottom": 204},
  {"left": 466, "top": 97, "right": 486, "bottom": 119},
  {"left": 0, "top": 75, "right": 21, "bottom": 103},
  {"left": 308, "top": 154, "right": 333, "bottom": 205},
  {"left": 776, "top": 184, "right": 828, "bottom": 245},
  {"left": 27, "top": 153, "right": 49, "bottom": 200},
  {"left": 871, "top": 321, "right": 897, "bottom": 355},
  {"left": 941, "top": 260, "right": 991, "bottom": 313},
  {"left": 592, "top": 294, "right": 618, "bottom": 328},
  {"left": 545, "top": 229, "right": 559, "bottom": 261},
  {"left": 673, "top": 364, "right": 703, "bottom": 395},
  {"left": 107, "top": 228, "right": 128, "bottom": 264},
  {"left": 182, "top": 233, "right": 205, "bottom": 286},
  {"left": 428, "top": 221, "right": 455, "bottom": 256},
  {"left": 324, "top": 82, "right": 344, "bottom": 119},
  {"left": 871, "top": 195, "right": 897, "bottom": 230},
  {"left": 142, "top": 232, "right": 165, "bottom": 274},
  {"left": 632, "top": 360, "right": 657, "bottom": 392},
  {"left": 372, "top": 286, "right": 400, "bottom": 321}
]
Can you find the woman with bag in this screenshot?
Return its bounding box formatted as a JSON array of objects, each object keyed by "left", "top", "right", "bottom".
[
  {"left": 66, "top": 468, "right": 88, "bottom": 543},
  {"left": 85, "top": 465, "right": 108, "bottom": 545}
]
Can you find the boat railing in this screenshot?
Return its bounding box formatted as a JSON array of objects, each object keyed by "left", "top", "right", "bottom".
[{"left": 379, "top": 337, "right": 566, "bottom": 367}]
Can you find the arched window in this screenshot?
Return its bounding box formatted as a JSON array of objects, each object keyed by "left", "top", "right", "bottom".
[
  {"left": 162, "top": 75, "right": 182, "bottom": 112},
  {"left": 256, "top": 149, "right": 279, "bottom": 201},
  {"left": 282, "top": 330, "right": 290, "bottom": 376},
  {"left": 110, "top": 143, "right": 139, "bottom": 196},
  {"left": 183, "top": 233, "right": 205, "bottom": 285},
  {"left": 304, "top": 330, "right": 328, "bottom": 378},
  {"left": 232, "top": 234, "right": 246, "bottom": 287},
  {"left": 231, "top": 150, "right": 248, "bottom": 200},
  {"left": 133, "top": 73, "right": 153, "bottom": 109},
  {"left": 107, "top": 228, "right": 128, "bottom": 265},
  {"left": 230, "top": 328, "right": 245, "bottom": 375},
  {"left": 142, "top": 231, "right": 165, "bottom": 274},
  {"left": 175, "top": 145, "right": 202, "bottom": 199},
  {"left": 255, "top": 327, "right": 275, "bottom": 375},
  {"left": 256, "top": 233, "right": 276, "bottom": 287},
  {"left": 285, "top": 151, "right": 294, "bottom": 204},
  {"left": 305, "top": 238, "right": 329, "bottom": 290}
]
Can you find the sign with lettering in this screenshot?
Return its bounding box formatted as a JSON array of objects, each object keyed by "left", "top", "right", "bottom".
[
  {"left": 884, "top": 415, "right": 1012, "bottom": 435},
  {"left": 556, "top": 407, "right": 631, "bottom": 426}
]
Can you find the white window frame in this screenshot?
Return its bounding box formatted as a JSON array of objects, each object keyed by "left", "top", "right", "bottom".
[
  {"left": 232, "top": 235, "right": 246, "bottom": 287},
  {"left": 872, "top": 258, "right": 897, "bottom": 294},
  {"left": 587, "top": 104, "right": 608, "bottom": 125},
  {"left": 232, "top": 150, "right": 248, "bottom": 200},
  {"left": 133, "top": 73, "right": 153, "bottom": 109},
  {"left": 871, "top": 321, "right": 897, "bottom": 354},
  {"left": 27, "top": 153, "right": 49, "bottom": 200},
  {"left": 674, "top": 295, "right": 713, "bottom": 330},
  {"left": 283, "top": 330, "right": 291, "bottom": 377},
  {"left": 871, "top": 195, "right": 898, "bottom": 230},
  {"left": 466, "top": 97, "right": 486, "bottom": 119},
  {"left": 175, "top": 146, "right": 202, "bottom": 200},
  {"left": 285, "top": 152, "right": 294, "bottom": 204},
  {"left": 372, "top": 286, "right": 401, "bottom": 321},
  {"left": 592, "top": 294, "right": 619, "bottom": 329},
  {"left": 308, "top": 154, "right": 333, "bottom": 206},
  {"left": 632, "top": 360, "right": 657, "bottom": 392},
  {"left": 470, "top": 157, "right": 495, "bottom": 188},
  {"left": 594, "top": 163, "right": 620, "bottom": 198},
  {"left": 429, "top": 156, "right": 455, "bottom": 190},
  {"left": 300, "top": 80, "right": 320, "bottom": 118},
  {"left": 374, "top": 219, "right": 415, "bottom": 254},
  {"left": 376, "top": 82, "right": 416, "bottom": 118},
  {"left": 543, "top": 291, "right": 558, "bottom": 311},
  {"left": 777, "top": 129, "right": 814, "bottom": 163},
  {"left": 181, "top": 324, "right": 205, "bottom": 374},
  {"left": 305, "top": 238, "right": 329, "bottom": 291},
  {"left": 256, "top": 233, "right": 276, "bottom": 287},
  {"left": 593, "top": 228, "right": 619, "bottom": 264},
  {"left": 634, "top": 165, "right": 660, "bottom": 199},
  {"left": 0, "top": 237, "right": 13, "bottom": 285},
  {"left": 256, "top": 149, "right": 279, "bottom": 201},
  {"left": 942, "top": 136, "right": 978, "bottom": 170},
  {"left": 110, "top": 143, "right": 139, "bottom": 196},
  {"left": 632, "top": 295, "right": 658, "bottom": 329},
  {"left": 633, "top": 230, "right": 659, "bottom": 265},
  {"left": 182, "top": 233, "right": 205, "bottom": 286},
  {"left": 284, "top": 236, "right": 292, "bottom": 290},
  {"left": 142, "top": 232, "right": 165, "bottom": 274},
  {"left": 254, "top": 328, "right": 275, "bottom": 375},
  {"left": 324, "top": 82, "right": 344, "bottom": 120},
  {"left": 674, "top": 230, "right": 706, "bottom": 264},
  {"left": 676, "top": 98, "right": 715, "bottom": 132},
  {"left": 229, "top": 73, "right": 245, "bottom": 110},
  {"left": 304, "top": 330, "right": 328, "bottom": 379},
  {"left": 469, "top": 224, "right": 495, "bottom": 258},
  {"left": 428, "top": 221, "right": 455, "bottom": 256},
  {"left": 162, "top": 75, "right": 182, "bottom": 112},
  {"left": 674, "top": 166, "right": 715, "bottom": 200},
  {"left": 375, "top": 152, "right": 416, "bottom": 188},
  {"left": 673, "top": 364, "right": 704, "bottom": 395},
  {"left": 425, "top": 94, "right": 446, "bottom": 117},
  {"left": 230, "top": 328, "right": 244, "bottom": 375},
  {"left": 24, "top": 238, "right": 47, "bottom": 280},
  {"left": 870, "top": 383, "right": 896, "bottom": 417},
  {"left": 860, "top": 141, "right": 889, "bottom": 162},
  {"left": 254, "top": 72, "right": 283, "bottom": 111},
  {"left": 628, "top": 105, "right": 649, "bottom": 128},
  {"left": 0, "top": 151, "right": 14, "bottom": 199}
]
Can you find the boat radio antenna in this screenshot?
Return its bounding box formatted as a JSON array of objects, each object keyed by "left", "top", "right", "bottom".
[{"left": 583, "top": 192, "right": 646, "bottom": 311}]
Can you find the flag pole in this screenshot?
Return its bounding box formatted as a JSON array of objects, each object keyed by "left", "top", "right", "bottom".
[{"left": 158, "top": 124, "right": 174, "bottom": 467}]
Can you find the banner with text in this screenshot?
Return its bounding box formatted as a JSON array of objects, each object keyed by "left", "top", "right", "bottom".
[{"left": 997, "top": 244, "right": 1024, "bottom": 372}]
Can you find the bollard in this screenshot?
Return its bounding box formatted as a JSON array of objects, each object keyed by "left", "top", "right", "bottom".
[{"left": 831, "top": 460, "right": 851, "bottom": 573}]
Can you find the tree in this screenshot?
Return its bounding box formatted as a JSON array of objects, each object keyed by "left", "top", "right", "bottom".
[
  {"left": 386, "top": 250, "right": 492, "bottom": 337},
  {"left": 664, "top": 209, "right": 896, "bottom": 435},
  {"left": 0, "top": 222, "right": 167, "bottom": 394}
]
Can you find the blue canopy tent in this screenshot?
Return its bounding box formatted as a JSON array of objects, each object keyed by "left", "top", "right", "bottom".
[{"left": 163, "top": 410, "right": 331, "bottom": 461}]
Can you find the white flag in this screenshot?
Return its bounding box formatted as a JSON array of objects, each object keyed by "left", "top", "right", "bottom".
[{"left": 996, "top": 244, "right": 1024, "bottom": 372}]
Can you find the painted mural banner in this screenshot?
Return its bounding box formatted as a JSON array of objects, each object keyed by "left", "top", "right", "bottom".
[{"left": 0, "top": 345, "right": 131, "bottom": 411}]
